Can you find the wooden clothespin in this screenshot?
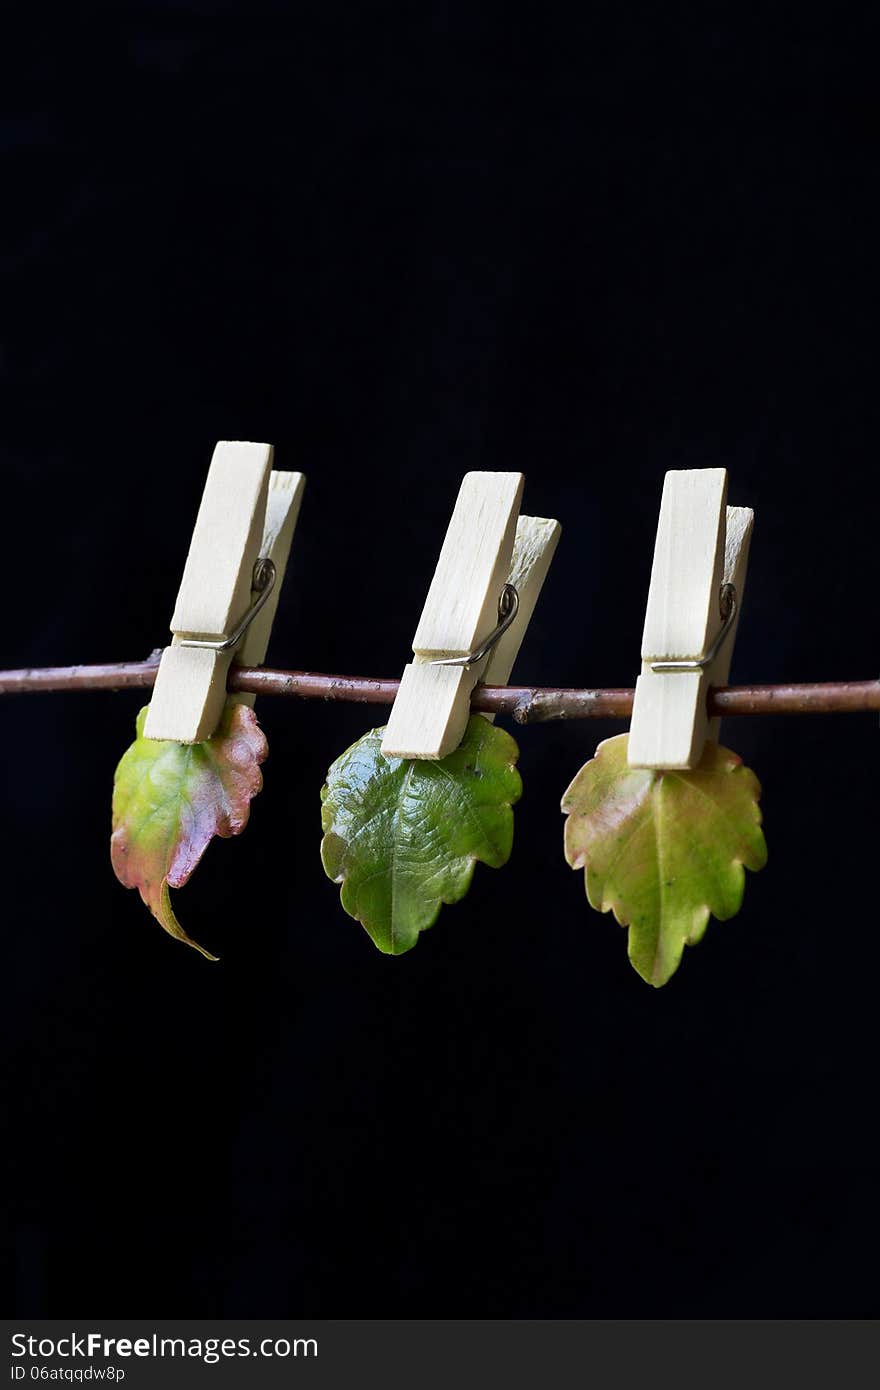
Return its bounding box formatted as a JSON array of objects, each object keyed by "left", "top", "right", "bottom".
[
  {"left": 381, "top": 472, "right": 561, "bottom": 760},
  {"left": 628, "top": 467, "right": 753, "bottom": 769},
  {"left": 143, "top": 441, "right": 305, "bottom": 743}
]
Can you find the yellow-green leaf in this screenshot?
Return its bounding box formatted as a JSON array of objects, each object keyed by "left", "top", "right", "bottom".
[{"left": 562, "top": 733, "right": 767, "bottom": 986}]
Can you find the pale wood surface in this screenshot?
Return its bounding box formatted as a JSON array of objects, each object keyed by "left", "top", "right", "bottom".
[
  {"left": 480, "top": 514, "right": 562, "bottom": 692},
  {"left": 706, "top": 505, "right": 753, "bottom": 743},
  {"left": 381, "top": 502, "right": 560, "bottom": 760},
  {"left": 381, "top": 472, "right": 524, "bottom": 759},
  {"left": 144, "top": 644, "right": 233, "bottom": 744},
  {"left": 233, "top": 470, "right": 305, "bottom": 708},
  {"left": 412, "top": 471, "right": 524, "bottom": 655},
  {"left": 145, "top": 441, "right": 277, "bottom": 743},
  {"left": 381, "top": 661, "right": 475, "bottom": 760},
  {"left": 628, "top": 468, "right": 729, "bottom": 769},
  {"left": 170, "top": 441, "right": 274, "bottom": 635}
]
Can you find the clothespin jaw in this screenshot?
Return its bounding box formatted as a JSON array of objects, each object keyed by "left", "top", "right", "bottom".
[
  {"left": 143, "top": 442, "right": 304, "bottom": 743},
  {"left": 628, "top": 469, "right": 753, "bottom": 770},
  {"left": 380, "top": 472, "right": 560, "bottom": 760}
]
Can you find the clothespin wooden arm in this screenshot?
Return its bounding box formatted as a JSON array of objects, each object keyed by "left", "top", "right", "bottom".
[
  {"left": 480, "top": 514, "right": 561, "bottom": 694},
  {"left": 706, "top": 504, "right": 753, "bottom": 744},
  {"left": 381, "top": 473, "right": 559, "bottom": 761},
  {"left": 628, "top": 468, "right": 753, "bottom": 770},
  {"left": 143, "top": 442, "right": 304, "bottom": 744},
  {"left": 380, "top": 472, "right": 523, "bottom": 760},
  {"left": 232, "top": 470, "right": 305, "bottom": 709}
]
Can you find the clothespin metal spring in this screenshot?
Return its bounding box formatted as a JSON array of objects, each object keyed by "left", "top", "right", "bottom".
[
  {"left": 650, "top": 583, "right": 738, "bottom": 674},
  {"left": 429, "top": 583, "right": 520, "bottom": 669},
  {"left": 178, "top": 558, "right": 277, "bottom": 653}
]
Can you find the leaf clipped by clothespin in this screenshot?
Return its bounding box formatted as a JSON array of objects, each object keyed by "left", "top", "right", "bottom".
[
  {"left": 561, "top": 468, "right": 765, "bottom": 983},
  {"left": 321, "top": 473, "right": 560, "bottom": 950},
  {"left": 144, "top": 443, "right": 304, "bottom": 743},
  {"left": 562, "top": 733, "right": 767, "bottom": 986},
  {"left": 321, "top": 716, "right": 522, "bottom": 953},
  {"left": 111, "top": 441, "right": 304, "bottom": 953},
  {"left": 111, "top": 703, "right": 267, "bottom": 958}
]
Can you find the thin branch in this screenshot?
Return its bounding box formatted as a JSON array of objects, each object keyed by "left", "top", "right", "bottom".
[{"left": 0, "top": 658, "right": 877, "bottom": 721}]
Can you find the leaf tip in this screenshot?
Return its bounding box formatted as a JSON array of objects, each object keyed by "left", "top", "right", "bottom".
[{"left": 154, "top": 881, "right": 219, "bottom": 961}]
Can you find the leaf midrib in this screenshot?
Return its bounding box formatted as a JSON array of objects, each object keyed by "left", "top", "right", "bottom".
[
  {"left": 389, "top": 759, "right": 417, "bottom": 952},
  {"left": 650, "top": 768, "right": 729, "bottom": 980},
  {"left": 124, "top": 742, "right": 197, "bottom": 847}
]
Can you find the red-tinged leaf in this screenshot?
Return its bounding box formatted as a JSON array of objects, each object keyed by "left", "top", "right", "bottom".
[{"left": 111, "top": 702, "right": 267, "bottom": 958}]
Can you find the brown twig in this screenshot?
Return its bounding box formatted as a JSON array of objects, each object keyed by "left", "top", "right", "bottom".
[{"left": 0, "top": 658, "right": 876, "bottom": 721}]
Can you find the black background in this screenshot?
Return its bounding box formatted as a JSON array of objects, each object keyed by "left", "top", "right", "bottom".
[{"left": 3, "top": 10, "right": 878, "bottom": 1317}]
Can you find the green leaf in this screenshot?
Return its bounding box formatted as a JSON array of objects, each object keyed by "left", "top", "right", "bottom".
[
  {"left": 320, "top": 715, "right": 522, "bottom": 954},
  {"left": 111, "top": 702, "right": 267, "bottom": 958},
  {"left": 562, "top": 733, "right": 767, "bottom": 986}
]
